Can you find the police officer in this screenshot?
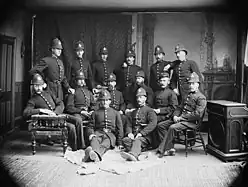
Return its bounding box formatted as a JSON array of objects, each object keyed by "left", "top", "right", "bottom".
[
  {"left": 120, "top": 87, "right": 157, "bottom": 161},
  {"left": 170, "top": 44, "right": 203, "bottom": 103},
  {"left": 65, "top": 70, "right": 97, "bottom": 149},
  {"left": 156, "top": 72, "right": 207, "bottom": 158},
  {"left": 153, "top": 71, "right": 178, "bottom": 123},
  {"left": 107, "top": 73, "right": 128, "bottom": 134},
  {"left": 70, "top": 40, "right": 93, "bottom": 90},
  {"left": 92, "top": 46, "right": 113, "bottom": 88},
  {"left": 29, "top": 38, "right": 75, "bottom": 101},
  {"left": 115, "top": 49, "right": 145, "bottom": 92},
  {"left": 124, "top": 70, "right": 154, "bottom": 114},
  {"left": 107, "top": 73, "right": 126, "bottom": 115},
  {"left": 23, "top": 73, "right": 77, "bottom": 150},
  {"left": 84, "top": 89, "right": 124, "bottom": 162},
  {"left": 149, "top": 45, "right": 171, "bottom": 93}
]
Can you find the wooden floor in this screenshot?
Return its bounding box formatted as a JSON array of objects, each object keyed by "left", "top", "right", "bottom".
[{"left": 0, "top": 129, "right": 244, "bottom": 187}]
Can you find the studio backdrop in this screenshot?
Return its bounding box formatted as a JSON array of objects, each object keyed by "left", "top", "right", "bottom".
[{"left": 33, "top": 12, "right": 132, "bottom": 81}]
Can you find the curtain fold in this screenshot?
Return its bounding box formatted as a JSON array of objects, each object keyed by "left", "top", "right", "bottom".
[{"left": 34, "top": 12, "right": 131, "bottom": 82}]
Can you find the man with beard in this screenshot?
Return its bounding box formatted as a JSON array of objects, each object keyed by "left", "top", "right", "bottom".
[
  {"left": 124, "top": 70, "right": 154, "bottom": 115},
  {"left": 84, "top": 89, "right": 124, "bottom": 162},
  {"left": 29, "top": 38, "right": 75, "bottom": 101},
  {"left": 65, "top": 70, "right": 97, "bottom": 149},
  {"left": 92, "top": 46, "right": 113, "bottom": 88},
  {"left": 149, "top": 45, "right": 171, "bottom": 93},
  {"left": 155, "top": 72, "right": 206, "bottom": 158},
  {"left": 115, "top": 49, "right": 146, "bottom": 92},
  {"left": 166, "top": 44, "right": 203, "bottom": 103},
  {"left": 120, "top": 87, "right": 157, "bottom": 161},
  {"left": 70, "top": 40, "right": 93, "bottom": 91},
  {"left": 23, "top": 73, "right": 77, "bottom": 150}
]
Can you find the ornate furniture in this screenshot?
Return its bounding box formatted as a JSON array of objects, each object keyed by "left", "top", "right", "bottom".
[
  {"left": 175, "top": 109, "right": 207, "bottom": 157},
  {"left": 202, "top": 69, "right": 235, "bottom": 100},
  {"left": 207, "top": 100, "right": 248, "bottom": 162},
  {"left": 30, "top": 114, "right": 68, "bottom": 155}
]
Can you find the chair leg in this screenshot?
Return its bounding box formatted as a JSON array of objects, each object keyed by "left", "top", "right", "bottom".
[
  {"left": 199, "top": 132, "right": 207, "bottom": 155},
  {"left": 31, "top": 131, "right": 36, "bottom": 155},
  {"left": 185, "top": 131, "right": 188, "bottom": 157},
  {"left": 62, "top": 128, "right": 68, "bottom": 155}
]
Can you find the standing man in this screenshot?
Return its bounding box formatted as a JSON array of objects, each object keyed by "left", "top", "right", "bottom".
[
  {"left": 156, "top": 72, "right": 206, "bottom": 158},
  {"left": 170, "top": 44, "right": 203, "bottom": 103},
  {"left": 29, "top": 38, "right": 75, "bottom": 101},
  {"left": 84, "top": 89, "right": 124, "bottom": 162},
  {"left": 65, "top": 70, "right": 97, "bottom": 149},
  {"left": 70, "top": 40, "right": 93, "bottom": 91},
  {"left": 120, "top": 88, "right": 157, "bottom": 161},
  {"left": 115, "top": 49, "right": 145, "bottom": 92},
  {"left": 92, "top": 46, "right": 113, "bottom": 88},
  {"left": 124, "top": 70, "right": 154, "bottom": 114},
  {"left": 149, "top": 45, "right": 171, "bottom": 93}
]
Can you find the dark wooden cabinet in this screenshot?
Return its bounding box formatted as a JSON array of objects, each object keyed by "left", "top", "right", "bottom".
[{"left": 207, "top": 100, "right": 248, "bottom": 162}]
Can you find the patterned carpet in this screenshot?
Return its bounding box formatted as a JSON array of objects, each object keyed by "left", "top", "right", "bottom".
[{"left": 0, "top": 130, "right": 244, "bottom": 187}]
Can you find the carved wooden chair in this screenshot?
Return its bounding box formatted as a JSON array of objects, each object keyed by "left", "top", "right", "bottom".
[
  {"left": 174, "top": 109, "right": 207, "bottom": 157},
  {"left": 29, "top": 114, "right": 68, "bottom": 155}
]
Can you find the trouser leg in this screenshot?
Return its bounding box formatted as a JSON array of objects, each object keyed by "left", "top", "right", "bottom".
[
  {"left": 90, "top": 134, "right": 111, "bottom": 159},
  {"left": 122, "top": 137, "right": 133, "bottom": 152},
  {"left": 129, "top": 137, "right": 149, "bottom": 158},
  {"left": 66, "top": 122, "right": 77, "bottom": 151},
  {"left": 158, "top": 122, "right": 187, "bottom": 153}
]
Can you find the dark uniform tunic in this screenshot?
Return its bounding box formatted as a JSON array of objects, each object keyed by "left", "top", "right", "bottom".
[
  {"left": 66, "top": 86, "right": 96, "bottom": 115},
  {"left": 170, "top": 59, "right": 203, "bottom": 102},
  {"left": 92, "top": 60, "right": 113, "bottom": 87},
  {"left": 156, "top": 90, "right": 206, "bottom": 153},
  {"left": 23, "top": 90, "right": 78, "bottom": 151},
  {"left": 123, "top": 83, "right": 154, "bottom": 109},
  {"left": 115, "top": 64, "right": 144, "bottom": 92},
  {"left": 29, "top": 56, "right": 71, "bottom": 101},
  {"left": 70, "top": 57, "right": 93, "bottom": 90},
  {"left": 149, "top": 60, "right": 171, "bottom": 92},
  {"left": 87, "top": 107, "right": 123, "bottom": 158},
  {"left": 122, "top": 105, "right": 157, "bottom": 157},
  {"left": 108, "top": 87, "right": 128, "bottom": 134},
  {"left": 154, "top": 87, "right": 178, "bottom": 122},
  {"left": 65, "top": 86, "right": 97, "bottom": 148}
]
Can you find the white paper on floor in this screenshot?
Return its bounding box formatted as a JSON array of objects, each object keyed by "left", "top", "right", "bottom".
[{"left": 64, "top": 147, "right": 164, "bottom": 175}]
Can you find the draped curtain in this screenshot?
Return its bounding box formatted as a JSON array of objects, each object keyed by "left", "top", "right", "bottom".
[{"left": 34, "top": 12, "right": 132, "bottom": 82}]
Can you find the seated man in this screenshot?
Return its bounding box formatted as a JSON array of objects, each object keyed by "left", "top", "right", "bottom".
[
  {"left": 65, "top": 70, "right": 97, "bottom": 149},
  {"left": 120, "top": 87, "right": 157, "bottom": 161},
  {"left": 107, "top": 73, "right": 128, "bottom": 134},
  {"left": 84, "top": 89, "right": 124, "bottom": 162},
  {"left": 156, "top": 72, "right": 206, "bottom": 158},
  {"left": 123, "top": 70, "right": 154, "bottom": 114},
  {"left": 23, "top": 73, "right": 77, "bottom": 151},
  {"left": 152, "top": 71, "right": 178, "bottom": 148},
  {"left": 153, "top": 71, "right": 178, "bottom": 123}
]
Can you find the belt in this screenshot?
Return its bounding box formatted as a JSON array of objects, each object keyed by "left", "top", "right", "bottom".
[{"left": 103, "top": 128, "right": 112, "bottom": 133}]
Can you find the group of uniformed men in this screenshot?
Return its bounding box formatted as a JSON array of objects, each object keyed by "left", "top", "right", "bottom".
[{"left": 23, "top": 37, "right": 207, "bottom": 162}]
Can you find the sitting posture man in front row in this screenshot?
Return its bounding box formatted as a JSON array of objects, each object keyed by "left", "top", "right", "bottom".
[
  {"left": 65, "top": 70, "right": 97, "bottom": 149},
  {"left": 121, "top": 87, "right": 157, "bottom": 161},
  {"left": 23, "top": 73, "right": 77, "bottom": 151},
  {"left": 84, "top": 89, "right": 124, "bottom": 162},
  {"left": 155, "top": 72, "right": 206, "bottom": 158}
]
